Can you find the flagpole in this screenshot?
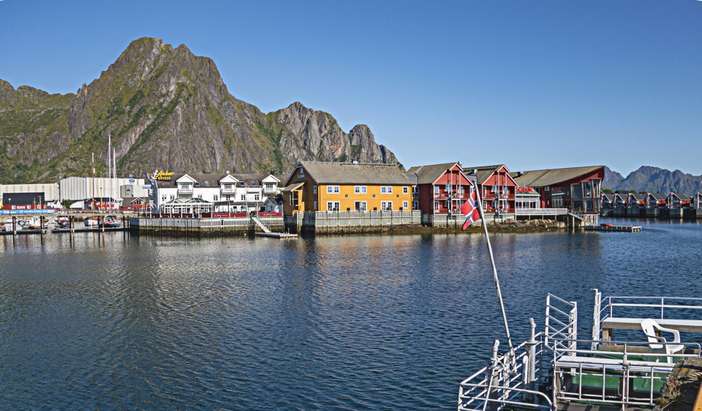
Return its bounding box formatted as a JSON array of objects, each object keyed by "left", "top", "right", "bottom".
[{"left": 473, "top": 179, "right": 513, "bottom": 350}]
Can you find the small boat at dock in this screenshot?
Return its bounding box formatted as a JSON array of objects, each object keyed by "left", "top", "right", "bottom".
[
  {"left": 83, "top": 217, "right": 99, "bottom": 228},
  {"left": 457, "top": 289, "right": 702, "bottom": 410}
]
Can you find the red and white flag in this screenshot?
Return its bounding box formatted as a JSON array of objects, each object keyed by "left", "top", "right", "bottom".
[{"left": 461, "top": 190, "right": 481, "bottom": 230}]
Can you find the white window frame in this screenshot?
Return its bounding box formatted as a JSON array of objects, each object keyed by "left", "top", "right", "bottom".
[
  {"left": 434, "top": 185, "right": 439, "bottom": 194},
  {"left": 402, "top": 201, "right": 409, "bottom": 209},
  {"left": 381, "top": 186, "right": 393, "bottom": 194},
  {"left": 354, "top": 201, "right": 367, "bottom": 212},
  {"left": 381, "top": 201, "right": 393, "bottom": 211},
  {"left": 326, "top": 201, "right": 340, "bottom": 212},
  {"left": 403, "top": 186, "right": 408, "bottom": 193},
  {"left": 354, "top": 185, "right": 367, "bottom": 194},
  {"left": 327, "top": 185, "right": 340, "bottom": 194}
]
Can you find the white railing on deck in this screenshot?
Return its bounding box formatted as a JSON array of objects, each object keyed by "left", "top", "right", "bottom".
[
  {"left": 515, "top": 208, "right": 569, "bottom": 216},
  {"left": 458, "top": 319, "right": 552, "bottom": 411}
]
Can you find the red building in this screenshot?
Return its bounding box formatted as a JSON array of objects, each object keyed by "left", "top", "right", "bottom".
[
  {"left": 513, "top": 165, "right": 604, "bottom": 214},
  {"left": 463, "top": 164, "right": 518, "bottom": 214},
  {"left": 407, "top": 162, "right": 474, "bottom": 216}
]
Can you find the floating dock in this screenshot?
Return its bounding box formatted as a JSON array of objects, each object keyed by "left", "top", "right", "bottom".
[
  {"left": 52, "top": 227, "right": 127, "bottom": 234},
  {"left": 585, "top": 224, "right": 642, "bottom": 233},
  {"left": 255, "top": 232, "right": 298, "bottom": 239}
]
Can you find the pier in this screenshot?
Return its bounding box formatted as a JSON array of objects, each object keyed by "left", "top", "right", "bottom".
[{"left": 585, "top": 224, "right": 642, "bottom": 233}]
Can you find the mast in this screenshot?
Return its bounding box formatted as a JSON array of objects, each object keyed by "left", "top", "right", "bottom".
[{"left": 113, "top": 147, "right": 117, "bottom": 206}]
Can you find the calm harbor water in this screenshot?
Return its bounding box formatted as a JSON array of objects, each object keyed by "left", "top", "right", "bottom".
[{"left": 1, "top": 219, "right": 700, "bottom": 410}]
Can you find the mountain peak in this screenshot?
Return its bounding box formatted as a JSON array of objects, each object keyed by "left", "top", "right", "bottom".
[{"left": 0, "top": 37, "right": 398, "bottom": 183}]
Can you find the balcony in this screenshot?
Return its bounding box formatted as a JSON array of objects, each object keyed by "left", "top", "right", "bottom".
[
  {"left": 177, "top": 186, "right": 193, "bottom": 195},
  {"left": 220, "top": 186, "right": 236, "bottom": 195}
]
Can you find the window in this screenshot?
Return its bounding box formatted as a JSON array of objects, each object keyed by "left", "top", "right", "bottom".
[
  {"left": 254, "top": 195, "right": 260, "bottom": 201},
  {"left": 434, "top": 186, "right": 439, "bottom": 194},
  {"left": 326, "top": 201, "right": 340, "bottom": 211},
  {"left": 381, "top": 201, "right": 393, "bottom": 211},
  {"left": 445, "top": 183, "right": 451, "bottom": 193},
  {"left": 381, "top": 186, "right": 392, "bottom": 194},
  {"left": 327, "top": 185, "right": 339, "bottom": 194},
  {"left": 313, "top": 200, "right": 318, "bottom": 209},
  {"left": 354, "top": 201, "right": 367, "bottom": 212},
  {"left": 403, "top": 186, "right": 408, "bottom": 193},
  {"left": 313, "top": 185, "right": 317, "bottom": 194},
  {"left": 240, "top": 194, "right": 245, "bottom": 201},
  {"left": 434, "top": 201, "right": 440, "bottom": 211},
  {"left": 298, "top": 168, "right": 304, "bottom": 177},
  {"left": 161, "top": 195, "right": 166, "bottom": 201},
  {"left": 403, "top": 201, "right": 409, "bottom": 209},
  {"left": 214, "top": 195, "right": 219, "bottom": 201},
  {"left": 354, "top": 185, "right": 367, "bottom": 194}
]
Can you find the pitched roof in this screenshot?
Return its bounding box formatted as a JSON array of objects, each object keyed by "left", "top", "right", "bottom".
[
  {"left": 407, "top": 162, "right": 459, "bottom": 185},
  {"left": 513, "top": 165, "right": 604, "bottom": 187},
  {"left": 296, "top": 161, "right": 414, "bottom": 185},
  {"left": 463, "top": 164, "right": 507, "bottom": 184},
  {"left": 157, "top": 172, "right": 265, "bottom": 188}
]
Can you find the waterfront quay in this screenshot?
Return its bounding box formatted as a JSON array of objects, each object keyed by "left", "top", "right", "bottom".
[
  {"left": 130, "top": 215, "right": 284, "bottom": 237},
  {"left": 2, "top": 162, "right": 609, "bottom": 236}
]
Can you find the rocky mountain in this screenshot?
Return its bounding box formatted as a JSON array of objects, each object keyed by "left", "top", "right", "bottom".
[
  {"left": 603, "top": 167, "right": 624, "bottom": 190},
  {"left": 0, "top": 37, "right": 398, "bottom": 183},
  {"left": 604, "top": 165, "right": 702, "bottom": 194}
]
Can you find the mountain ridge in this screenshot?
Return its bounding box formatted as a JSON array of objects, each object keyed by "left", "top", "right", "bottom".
[
  {"left": 0, "top": 37, "right": 398, "bottom": 183},
  {"left": 604, "top": 165, "right": 702, "bottom": 194}
]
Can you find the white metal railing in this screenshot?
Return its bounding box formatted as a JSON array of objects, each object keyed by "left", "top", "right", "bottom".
[
  {"left": 599, "top": 294, "right": 702, "bottom": 322},
  {"left": 515, "top": 208, "right": 569, "bottom": 216},
  {"left": 458, "top": 319, "right": 553, "bottom": 411},
  {"left": 552, "top": 338, "right": 702, "bottom": 407},
  {"left": 545, "top": 293, "right": 577, "bottom": 354}
]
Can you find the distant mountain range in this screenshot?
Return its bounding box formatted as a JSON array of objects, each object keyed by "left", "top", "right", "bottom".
[
  {"left": 604, "top": 166, "right": 702, "bottom": 194},
  {"left": 0, "top": 37, "right": 397, "bottom": 183}
]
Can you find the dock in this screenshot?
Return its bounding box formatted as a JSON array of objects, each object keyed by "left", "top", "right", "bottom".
[
  {"left": 51, "top": 227, "right": 127, "bottom": 234},
  {"left": 585, "top": 224, "right": 642, "bottom": 233},
  {"left": 255, "top": 232, "right": 297, "bottom": 239}
]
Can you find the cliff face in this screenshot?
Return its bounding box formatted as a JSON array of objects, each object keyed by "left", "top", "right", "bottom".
[{"left": 0, "top": 37, "right": 398, "bottom": 183}]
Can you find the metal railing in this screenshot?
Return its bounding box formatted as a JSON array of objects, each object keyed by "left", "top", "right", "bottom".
[
  {"left": 545, "top": 293, "right": 577, "bottom": 353},
  {"left": 552, "top": 338, "right": 702, "bottom": 408},
  {"left": 599, "top": 294, "right": 702, "bottom": 322},
  {"left": 458, "top": 319, "right": 553, "bottom": 411},
  {"left": 515, "top": 208, "right": 569, "bottom": 216}
]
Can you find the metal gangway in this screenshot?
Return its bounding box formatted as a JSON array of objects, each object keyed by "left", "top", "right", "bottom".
[{"left": 250, "top": 215, "right": 271, "bottom": 233}]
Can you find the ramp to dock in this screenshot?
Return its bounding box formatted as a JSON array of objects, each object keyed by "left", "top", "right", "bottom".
[{"left": 250, "top": 216, "right": 271, "bottom": 233}]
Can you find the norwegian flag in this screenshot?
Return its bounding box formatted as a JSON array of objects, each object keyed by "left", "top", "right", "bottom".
[{"left": 461, "top": 190, "right": 481, "bottom": 230}]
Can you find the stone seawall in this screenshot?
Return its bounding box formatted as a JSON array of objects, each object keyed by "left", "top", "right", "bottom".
[{"left": 130, "top": 217, "right": 284, "bottom": 237}]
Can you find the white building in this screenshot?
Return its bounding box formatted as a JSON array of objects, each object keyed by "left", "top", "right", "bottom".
[
  {"left": 0, "top": 183, "right": 60, "bottom": 202},
  {"left": 59, "top": 177, "right": 147, "bottom": 202},
  {"left": 153, "top": 173, "right": 266, "bottom": 214},
  {"left": 262, "top": 174, "right": 281, "bottom": 196}
]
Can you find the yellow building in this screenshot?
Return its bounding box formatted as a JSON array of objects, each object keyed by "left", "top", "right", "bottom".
[{"left": 282, "top": 161, "right": 415, "bottom": 214}]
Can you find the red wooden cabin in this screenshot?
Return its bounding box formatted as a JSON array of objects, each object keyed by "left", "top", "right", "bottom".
[
  {"left": 463, "top": 164, "right": 518, "bottom": 214},
  {"left": 407, "top": 162, "right": 474, "bottom": 216}
]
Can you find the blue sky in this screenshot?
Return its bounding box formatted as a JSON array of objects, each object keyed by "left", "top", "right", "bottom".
[{"left": 1, "top": 0, "right": 701, "bottom": 175}]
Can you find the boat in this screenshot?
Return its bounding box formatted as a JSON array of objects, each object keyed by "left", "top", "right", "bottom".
[
  {"left": 55, "top": 216, "right": 70, "bottom": 229},
  {"left": 457, "top": 289, "right": 702, "bottom": 410},
  {"left": 1, "top": 219, "right": 14, "bottom": 232},
  {"left": 100, "top": 215, "right": 121, "bottom": 228},
  {"left": 83, "top": 217, "right": 99, "bottom": 228}
]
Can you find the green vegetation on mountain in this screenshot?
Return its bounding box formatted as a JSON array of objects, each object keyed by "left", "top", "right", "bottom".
[{"left": 0, "top": 37, "right": 397, "bottom": 183}]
